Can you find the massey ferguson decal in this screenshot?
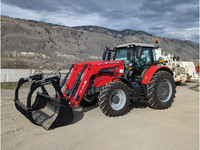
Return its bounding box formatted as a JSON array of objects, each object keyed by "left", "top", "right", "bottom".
[{"left": 98, "top": 62, "right": 120, "bottom": 65}]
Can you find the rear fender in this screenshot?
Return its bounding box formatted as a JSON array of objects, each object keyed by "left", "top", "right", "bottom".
[{"left": 141, "top": 65, "right": 173, "bottom": 84}]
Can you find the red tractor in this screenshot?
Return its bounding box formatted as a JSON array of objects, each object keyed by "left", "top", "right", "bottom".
[{"left": 14, "top": 42, "right": 176, "bottom": 130}]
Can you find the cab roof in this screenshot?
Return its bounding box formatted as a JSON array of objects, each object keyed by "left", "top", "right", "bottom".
[{"left": 115, "top": 43, "right": 156, "bottom": 49}]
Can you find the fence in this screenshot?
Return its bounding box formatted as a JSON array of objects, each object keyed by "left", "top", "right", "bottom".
[
  {"left": 1, "top": 69, "right": 34, "bottom": 82},
  {"left": 1, "top": 69, "right": 69, "bottom": 82}
]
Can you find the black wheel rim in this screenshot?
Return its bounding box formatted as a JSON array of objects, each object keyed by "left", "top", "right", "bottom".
[{"left": 157, "top": 79, "right": 172, "bottom": 102}]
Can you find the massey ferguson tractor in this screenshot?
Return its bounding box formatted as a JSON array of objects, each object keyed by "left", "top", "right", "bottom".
[{"left": 14, "top": 41, "right": 176, "bottom": 130}]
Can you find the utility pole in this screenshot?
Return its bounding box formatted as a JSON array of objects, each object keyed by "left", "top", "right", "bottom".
[{"left": 15, "top": 51, "right": 18, "bottom": 67}]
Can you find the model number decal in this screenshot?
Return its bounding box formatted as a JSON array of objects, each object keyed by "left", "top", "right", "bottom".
[
  {"left": 119, "top": 69, "right": 124, "bottom": 73},
  {"left": 80, "top": 80, "right": 87, "bottom": 94}
]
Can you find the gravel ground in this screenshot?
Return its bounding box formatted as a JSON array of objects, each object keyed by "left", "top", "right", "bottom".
[{"left": 1, "top": 81, "right": 199, "bottom": 150}]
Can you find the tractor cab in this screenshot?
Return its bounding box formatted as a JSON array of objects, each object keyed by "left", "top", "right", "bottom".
[{"left": 104, "top": 43, "right": 159, "bottom": 82}]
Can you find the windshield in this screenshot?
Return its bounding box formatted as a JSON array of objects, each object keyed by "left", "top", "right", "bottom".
[{"left": 115, "top": 49, "right": 133, "bottom": 61}]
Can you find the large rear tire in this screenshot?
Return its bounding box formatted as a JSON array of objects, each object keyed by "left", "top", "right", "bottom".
[
  {"left": 147, "top": 71, "right": 176, "bottom": 109},
  {"left": 98, "top": 81, "right": 131, "bottom": 116}
]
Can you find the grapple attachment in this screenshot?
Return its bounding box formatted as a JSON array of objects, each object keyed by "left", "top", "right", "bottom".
[{"left": 14, "top": 73, "right": 74, "bottom": 130}]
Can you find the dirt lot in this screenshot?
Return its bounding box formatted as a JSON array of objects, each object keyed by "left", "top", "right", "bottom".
[{"left": 1, "top": 81, "right": 199, "bottom": 150}]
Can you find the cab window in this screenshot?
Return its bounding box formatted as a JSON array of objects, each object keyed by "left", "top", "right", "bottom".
[{"left": 135, "top": 48, "right": 152, "bottom": 67}]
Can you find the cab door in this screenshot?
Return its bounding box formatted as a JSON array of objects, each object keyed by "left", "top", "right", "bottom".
[{"left": 134, "top": 47, "right": 155, "bottom": 81}]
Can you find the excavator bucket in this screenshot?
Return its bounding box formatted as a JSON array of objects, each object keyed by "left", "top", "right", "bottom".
[{"left": 14, "top": 73, "right": 74, "bottom": 130}]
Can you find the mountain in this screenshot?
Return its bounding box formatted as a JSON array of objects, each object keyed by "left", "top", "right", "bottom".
[
  {"left": 74, "top": 26, "right": 153, "bottom": 37},
  {"left": 1, "top": 16, "right": 199, "bottom": 69}
]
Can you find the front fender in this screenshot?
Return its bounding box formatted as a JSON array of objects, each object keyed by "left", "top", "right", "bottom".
[{"left": 93, "top": 74, "right": 120, "bottom": 87}]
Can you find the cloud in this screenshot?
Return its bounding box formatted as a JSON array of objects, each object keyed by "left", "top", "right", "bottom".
[
  {"left": 1, "top": 3, "right": 107, "bottom": 27},
  {"left": 1, "top": 0, "right": 199, "bottom": 43}
]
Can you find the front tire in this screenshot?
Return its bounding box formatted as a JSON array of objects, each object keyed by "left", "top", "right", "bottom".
[
  {"left": 147, "top": 71, "right": 176, "bottom": 109},
  {"left": 98, "top": 81, "right": 131, "bottom": 116}
]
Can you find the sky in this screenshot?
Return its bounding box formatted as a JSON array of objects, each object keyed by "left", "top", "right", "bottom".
[{"left": 1, "top": 0, "right": 199, "bottom": 43}]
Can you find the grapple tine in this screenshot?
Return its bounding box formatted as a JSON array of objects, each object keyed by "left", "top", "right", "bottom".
[{"left": 14, "top": 73, "right": 74, "bottom": 130}]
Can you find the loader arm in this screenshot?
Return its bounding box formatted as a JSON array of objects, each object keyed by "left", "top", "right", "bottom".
[{"left": 63, "top": 60, "right": 124, "bottom": 107}]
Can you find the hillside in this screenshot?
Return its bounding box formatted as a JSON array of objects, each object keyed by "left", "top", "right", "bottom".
[{"left": 1, "top": 16, "right": 199, "bottom": 69}]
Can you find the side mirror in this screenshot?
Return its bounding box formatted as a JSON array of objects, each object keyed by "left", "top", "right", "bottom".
[
  {"left": 102, "top": 50, "right": 107, "bottom": 60},
  {"left": 107, "top": 51, "right": 111, "bottom": 60},
  {"left": 136, "top": 47, "right": 143, "bottom": 59},
  {"left": 102, "top": 50, "right": 111, "bottom": 61}
]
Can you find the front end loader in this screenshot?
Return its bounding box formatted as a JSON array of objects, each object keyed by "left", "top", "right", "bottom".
[
  {"left": 14, "top": 42, "right": 176, "bottom": 130},
  {"left": 14, "top": 71, "right": 74, "bottom": 130},
  {"left": 14, "top": 61, "right": 125, "bottom": 130}
]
